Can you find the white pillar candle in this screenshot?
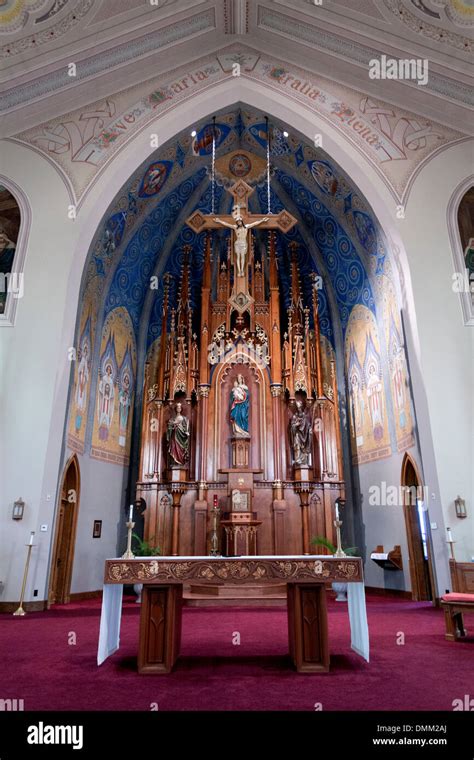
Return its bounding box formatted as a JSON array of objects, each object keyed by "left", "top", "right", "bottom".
[
  {"left": 28, "top": 531, "right": 34, "bottom": 546},
  {"left": 446, "top": 527, "right": 453, "bottom": 542},
  {"left": 129, "top": 505, "right": 133, "bottom": 522},
  {"left": 335, "top": 503, "right": 339, "bottom": 521}
]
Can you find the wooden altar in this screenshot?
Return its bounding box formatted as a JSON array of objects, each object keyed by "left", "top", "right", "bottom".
[
  {"left": 102, "top": 555, "right": 366, "bottom": 674},
  {"left": 136, "top": 179, "right": 345, "bottom": 557}
]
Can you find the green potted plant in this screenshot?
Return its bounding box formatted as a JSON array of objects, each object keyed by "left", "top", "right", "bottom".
[
  {"left": 131, "top": 534, "right": 161, "bottom": 603},
  {"left": 311, "top": 535, "right": 359, "bottom": 602}
]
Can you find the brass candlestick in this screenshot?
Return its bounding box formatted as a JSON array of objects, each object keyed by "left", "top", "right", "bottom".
[
  {"left": 334, "top": 519, "right": 346, "bottom": 558},
  {"left": 122, "top": 521, "right": 135, "bottom": 559},
  {"left": 13, "top": 539, "right": 35, "bottom": 616},
  {"left": 209, "top": 498, "right": 221, "bottom": 557},
  {"left": 446, "top": 539, "right": 456, "bottom": 561}
]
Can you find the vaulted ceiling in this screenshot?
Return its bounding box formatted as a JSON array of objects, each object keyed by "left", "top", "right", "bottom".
[
  {"left": 79, "top": 105, "right": 396, "bottom": 363},
  {"left": 1, "top": 0, "right": 473, "bottom": 136}
]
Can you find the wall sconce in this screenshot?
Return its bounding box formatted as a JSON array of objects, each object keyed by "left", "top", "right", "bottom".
[
  {"left": 455, "top": 495, "right": 467, "bottom": 519},
  {"left": 12, "top": 498, "right": 25, "bottom": 520}
]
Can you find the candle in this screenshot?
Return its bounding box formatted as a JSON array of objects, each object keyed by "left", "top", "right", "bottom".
[
  {"left": 28, "top": 531, "right": 34, "bottom": 546},
  {"left": 446, "top": 527, "right": 453, "bottom": 542},
  {"left": 335, "top": 504, "right": 339, "bottom": 521},
  {"left": 129, "top": 505, "right": 133, "bottom": 522},
  {"left": 213, "top": 495, "right": 218, "bottom": 508}
]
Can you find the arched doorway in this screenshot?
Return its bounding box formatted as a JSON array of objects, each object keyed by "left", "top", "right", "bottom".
[
  {"left": 48, "top": 455, "right": 80, "bottom": 605},
  {"left": 401, "top": 454, "right": 435, "bottom": 602}
]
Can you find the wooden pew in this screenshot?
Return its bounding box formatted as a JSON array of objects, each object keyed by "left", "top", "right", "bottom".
[{"left": 440, "top": 593, "right": 474, "bottom": 641}]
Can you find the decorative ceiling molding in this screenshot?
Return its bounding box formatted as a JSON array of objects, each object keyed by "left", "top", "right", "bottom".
[
  {"left": 0, "top": 0, "right": 48, "bottom": 35},
  {"left": 382, "top": 0, "right": 473, "bottom": 48},
  {"left": 35, "top": 0, "right": 74, "bottom": 25},
  {"left": 0, "top": 8, "right": 216, "bottom": 104},
  {"left": 2, "top": 2, "right": 471, "bottom": 119},
  {"left": 88, "top": 0, "right": 175, "bottom": 25},
  {"left": 410, "top": 0, "right": 441, "bottom": 20},
  {"left": 9, "top": 46, "right": 465, "bottom": 207},
  {"left": 0, "top": 0, "right": 95, "bottom": 56},
  {"left": 303, "top": 0, "right": 387, "bottom": 21},
  {"left": 224, "top": 0, "right": 250, "bottom": 34},
  {"left": 258, "top": 7, "right": 473, "bottom": 95},
  {"left": 0, "top": 0, "right": 96, "bottom": 55}
]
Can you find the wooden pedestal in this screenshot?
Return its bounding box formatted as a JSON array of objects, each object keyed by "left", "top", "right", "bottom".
[
  {"left": 138, "top": 585, "right": 182, "bottom": 674},
  {"left": 287, "top": 583, "right": 329, "bottom": 673},
  {"left": 221, "top": 520, "right": 262, "bottom": 556}
]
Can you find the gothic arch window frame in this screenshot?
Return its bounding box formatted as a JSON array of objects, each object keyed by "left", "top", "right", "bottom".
[
  {"left": 0, "top": 176, "right": 31, "bottom": 328},
  {"left": 447, "top": 175, "right": 474, "bottom": 327}
]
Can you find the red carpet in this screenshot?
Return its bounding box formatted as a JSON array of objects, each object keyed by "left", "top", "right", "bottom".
[{"left": 0, "top": 594, "right": 472, "bottom": 711}]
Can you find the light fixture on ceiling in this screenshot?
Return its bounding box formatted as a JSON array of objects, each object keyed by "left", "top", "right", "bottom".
[
  {"left": 191, "top": 130, "right": 197, "bottom": 137},
  {"left": 283, "top": 131, "right": 289, "bottom": 138}
]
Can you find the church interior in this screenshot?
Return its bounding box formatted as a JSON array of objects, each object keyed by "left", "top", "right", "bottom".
[{"left": 0, "top": 0, "right": 473, "bottom": 725}]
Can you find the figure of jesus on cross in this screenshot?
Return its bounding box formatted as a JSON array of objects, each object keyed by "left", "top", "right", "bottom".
[
  {"left": 185, "top": 179, "right": 297, "bottom": 282},
  {"left": 213, "top": 205, "right": 269, "bottom": 276}
]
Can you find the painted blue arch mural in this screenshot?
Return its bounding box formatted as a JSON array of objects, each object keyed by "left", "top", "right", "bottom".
[{"left": 68, "top": 105, "right": 407, "bottom": 462}]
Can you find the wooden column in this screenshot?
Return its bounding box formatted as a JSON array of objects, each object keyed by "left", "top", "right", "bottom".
[
  {"left": 272, "top": 480, "right": 286, "bottom": 555},
  {"left": 170, "top": 490, "right": 181, "bottom": 556},
  {"left": 287, "top": 583, "right": 329, "bottom": 673},
  {"left": 323, "top": 486, "right": 336, "bottom": 547},
  {"left": 331, "top": 358, "right": 344, "bottom": 480},
  {"left": 294, "top": 466, "right": 312, "bottom": 555},
  {"left": 138, "top": 362, "right": 151, "bottom": 480},
  {"left": 193, "top": 481, "right": 208, "bottom": 555},
  {"left": 311, "top": 274, "right": 324, "bottom": 398},
  {"left": 153, "top": 401, "right": 164, "bottom": 479},
  {"left": 138, "top": 584, "right": 182, "bottom": 674},
  {"left": 197, "top": 384, "right": 210, "bottom": 482},
  {"left": 270, "top": 384, "right": 283, "bottom": 483},
  {"left": 300, "top": 492, "right": 311, "bottom": 555}
]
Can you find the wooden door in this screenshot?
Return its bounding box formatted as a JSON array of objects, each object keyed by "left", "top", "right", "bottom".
[
  {"left": 48, "top": 455, "right": 80, "bottom": 605},
  {"left": 401, "top": 454, "right": 434, "bottom": 602}
]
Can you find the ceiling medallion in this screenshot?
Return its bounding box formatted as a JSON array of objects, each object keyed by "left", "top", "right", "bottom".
[{"left": 0, "top": 0, "right": 48, "bottom": 33}]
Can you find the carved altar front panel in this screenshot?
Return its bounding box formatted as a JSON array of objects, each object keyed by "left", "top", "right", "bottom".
[{"left": 105, "top": 556, "right": 363, "bottom": 585}]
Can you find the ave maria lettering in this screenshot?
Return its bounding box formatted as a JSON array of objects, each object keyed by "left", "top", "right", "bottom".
[
  {"left": 27, "top": 722, "right": 84, "bottom": 750},
  {"left": 95, "top": 68, "right": 215, "bottom": 151}
]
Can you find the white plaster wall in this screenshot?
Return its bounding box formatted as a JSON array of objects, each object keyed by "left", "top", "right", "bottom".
[
  {"left": 69, "top": 453, "right": 130, "bottom": 594},
  {"left": 357, "top": 452, "right": 417, "bottom": 592},
  {"left": 396, "top": 142, "right": 474, "bottom": 566},
  {"left": 0, "top": 79, "right": 471, "bottom": 604},
  {"left": 0, "top": 142, "right": 80, "bottom": 604}
]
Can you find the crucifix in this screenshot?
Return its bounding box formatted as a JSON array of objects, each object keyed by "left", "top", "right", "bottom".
[
  {"left": 186, "top": 179, "right": 297, "bottom": 290},
  {"left": 214, "top": 204, "right": 269, "bottom": 276}
]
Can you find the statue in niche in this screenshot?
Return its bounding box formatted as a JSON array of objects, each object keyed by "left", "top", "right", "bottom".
[
  {"left": 213, "top": 206, "right": 269, "bottom": 277},
  {"left": 290, "top": 400, "right": 311, "bottom": 465},
  {"left": 166, "top": 402, "right": 190, "bottom": 467},
  {"left": 229, "top": 373, "right": 250, "bottom": 438}
]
